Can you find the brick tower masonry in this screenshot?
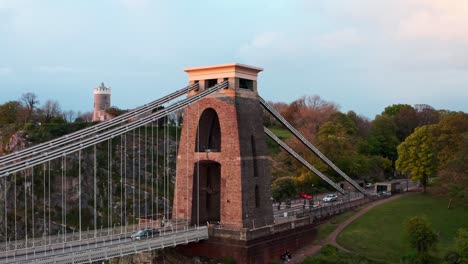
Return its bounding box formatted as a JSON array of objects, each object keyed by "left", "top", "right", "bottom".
[
  {"left": 172, "top": 63, "right": 274, "bottom": 229},
  {"left": 174, "top": 64, "right": 321, "bottom": 264},
  {"left": 92, "top": 82, "right": 111, "bottom": 122}
]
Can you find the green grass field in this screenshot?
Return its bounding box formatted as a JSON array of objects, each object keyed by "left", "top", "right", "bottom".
[
  {"left": 315, "top": 210, "right": 357, "bottom": 243},
  {"left": 336, "top": 193, "right": 468, "bottom": 263}
]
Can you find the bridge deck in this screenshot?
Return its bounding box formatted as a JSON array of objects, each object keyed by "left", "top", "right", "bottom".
[{"left": 0, "top": 226, "right": 208, "bottom": 264}]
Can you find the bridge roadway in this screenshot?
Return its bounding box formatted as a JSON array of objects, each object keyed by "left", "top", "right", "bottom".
[
  {"left": 0, "top": 194, "right": 359, "bottom": 263},
  {"left": 0, "top": 188, "right": 413, "bottom": 264},
  {"left": 0, "top": 225, "right": 208, "bottom": 264}
]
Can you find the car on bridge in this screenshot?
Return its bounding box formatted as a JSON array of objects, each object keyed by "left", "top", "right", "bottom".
[
  {"left": 322, "top": 194, "right": 338, "bottom": 202},
  {"left": 131, "top": 228, "right": 160, "bottom": 240}
]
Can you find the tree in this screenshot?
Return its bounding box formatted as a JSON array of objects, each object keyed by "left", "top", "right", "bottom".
[
  {"left": 455, "top": 229, "right": 468, "bottom": 263},
  {"left": 0, "top": 101, "right": 22, "bottom": 124},
  {"left": 76, "top": 112, "right": 93, "bottom": 123},
  {"left": 367, "top": 115, "right": 399, "bottom": 163},
  {"left": 62, "top": 110, "right": 78, "bottom": 123},
  {"left": 415, "top": 104, "right": 440, "bottom": 126},
  {"left": 40, "top": 99, "right": 61, "bottom": 123},
  {"left": 394, "top": 106, "right": 419, "bottom": 141},
  {"left": 383, "top": 104, "right": 413, "bottom": 116},
  {"left": 281, "top": 95, "right": 338, "bottom": 137},
  {"left": 316, "top": 112, "right": 361, "bottom": 177},
  {"left": 20, "top": 92, "right": 39, "bottom": 122},
  {"left": 104, "top": 106, "right": 126, "bottom": 117},
  {"left": 433, "top": 113, "right": 468, "bottom": 208},
  {"left": 271, "top": 177, "right": 297, "bottom": 208},
  {"left": 347, "top": 111, "right": 371, "bottom": 139},
  {"left": 396, "top": 126, "right": 437, "bottom": 193},
  {"left": 405, "top": 216, "right": 438, "bottom": 261}
]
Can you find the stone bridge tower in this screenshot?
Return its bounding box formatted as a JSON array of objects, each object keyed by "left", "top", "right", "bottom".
[{"left": 173, "top": 63, "right": 273, "bottom": 229}]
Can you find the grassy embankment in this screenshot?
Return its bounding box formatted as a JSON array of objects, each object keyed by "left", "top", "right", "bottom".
[{"left": 336, "top": 193, "right": 468, "bottom": 262}]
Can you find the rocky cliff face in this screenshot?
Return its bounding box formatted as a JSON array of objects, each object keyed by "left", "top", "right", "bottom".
[{"left": 0, "top": 131, "right": 30, "bottom": 155}]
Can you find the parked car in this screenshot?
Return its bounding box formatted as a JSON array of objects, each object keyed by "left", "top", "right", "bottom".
[
  {"left": 322, "top": 194, "right": 338, "bottom": 202},
  {"left": 378, "top": 191, "right": 391, "bottom": 197},
  {"left": 299, "top": 193, "right": 313, "bottom": 200},
  {"left": 131, "top": 228, "right": 160, "bottom": 240}
]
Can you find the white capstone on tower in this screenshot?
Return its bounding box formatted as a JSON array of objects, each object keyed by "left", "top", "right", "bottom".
[{"left": 92, "top": 82, "right": 112, "bottom": 122}]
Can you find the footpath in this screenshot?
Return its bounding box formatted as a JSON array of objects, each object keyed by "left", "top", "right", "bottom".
[{"left": 290, "top": 193, "right": 411, "bottom": 263}]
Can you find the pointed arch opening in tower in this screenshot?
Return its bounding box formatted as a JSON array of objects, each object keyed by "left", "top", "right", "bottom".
[{"left": 196, "top": 108, "right": 221, "bottom": 152}]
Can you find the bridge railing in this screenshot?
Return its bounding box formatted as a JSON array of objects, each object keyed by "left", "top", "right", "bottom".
[
  {"left": 0, "top": 225, "right": 209, "bottom": 264},
  {"left": 0, "top": 219, "right": 189, "bottom": 253}
]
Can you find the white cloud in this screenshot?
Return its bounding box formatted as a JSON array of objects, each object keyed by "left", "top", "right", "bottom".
[{"left": 396, "top": 1, "right": 468, "bottom": 44}]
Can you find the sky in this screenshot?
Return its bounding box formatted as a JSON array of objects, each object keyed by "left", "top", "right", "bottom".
[{"left": 0, "top": 0, "right": 467, "bottom": 119}]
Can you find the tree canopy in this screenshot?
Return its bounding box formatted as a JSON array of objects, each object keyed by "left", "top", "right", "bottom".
[
  {"left": 396, "top": 126, "right": 437, "bottom": 192},
  {"left": 405, "top": 216, "right": 438, "bottom": 261}
]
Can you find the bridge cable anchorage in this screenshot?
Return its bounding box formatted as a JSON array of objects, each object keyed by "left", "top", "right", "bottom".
[
  {"left": 0, "top": 83, "right": 199, "bottom": 167},
  {"left": 259, "top": 96, "right": 369, "bottom": 196},
  {"left": 264, "top": 127, "right": 345, "bottom": 194},
  {"left": 0, "top": 81, "right": 228, "bottom": 176}
]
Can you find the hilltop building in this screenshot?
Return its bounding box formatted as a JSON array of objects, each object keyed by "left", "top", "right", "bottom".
[{"left": 92, "top": 82, "right": 112, "bottom": 122}]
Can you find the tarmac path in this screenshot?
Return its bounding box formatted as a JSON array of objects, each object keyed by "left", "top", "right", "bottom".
[{"left": 290, "top": 192, "right": 415, "bottom": 263}]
